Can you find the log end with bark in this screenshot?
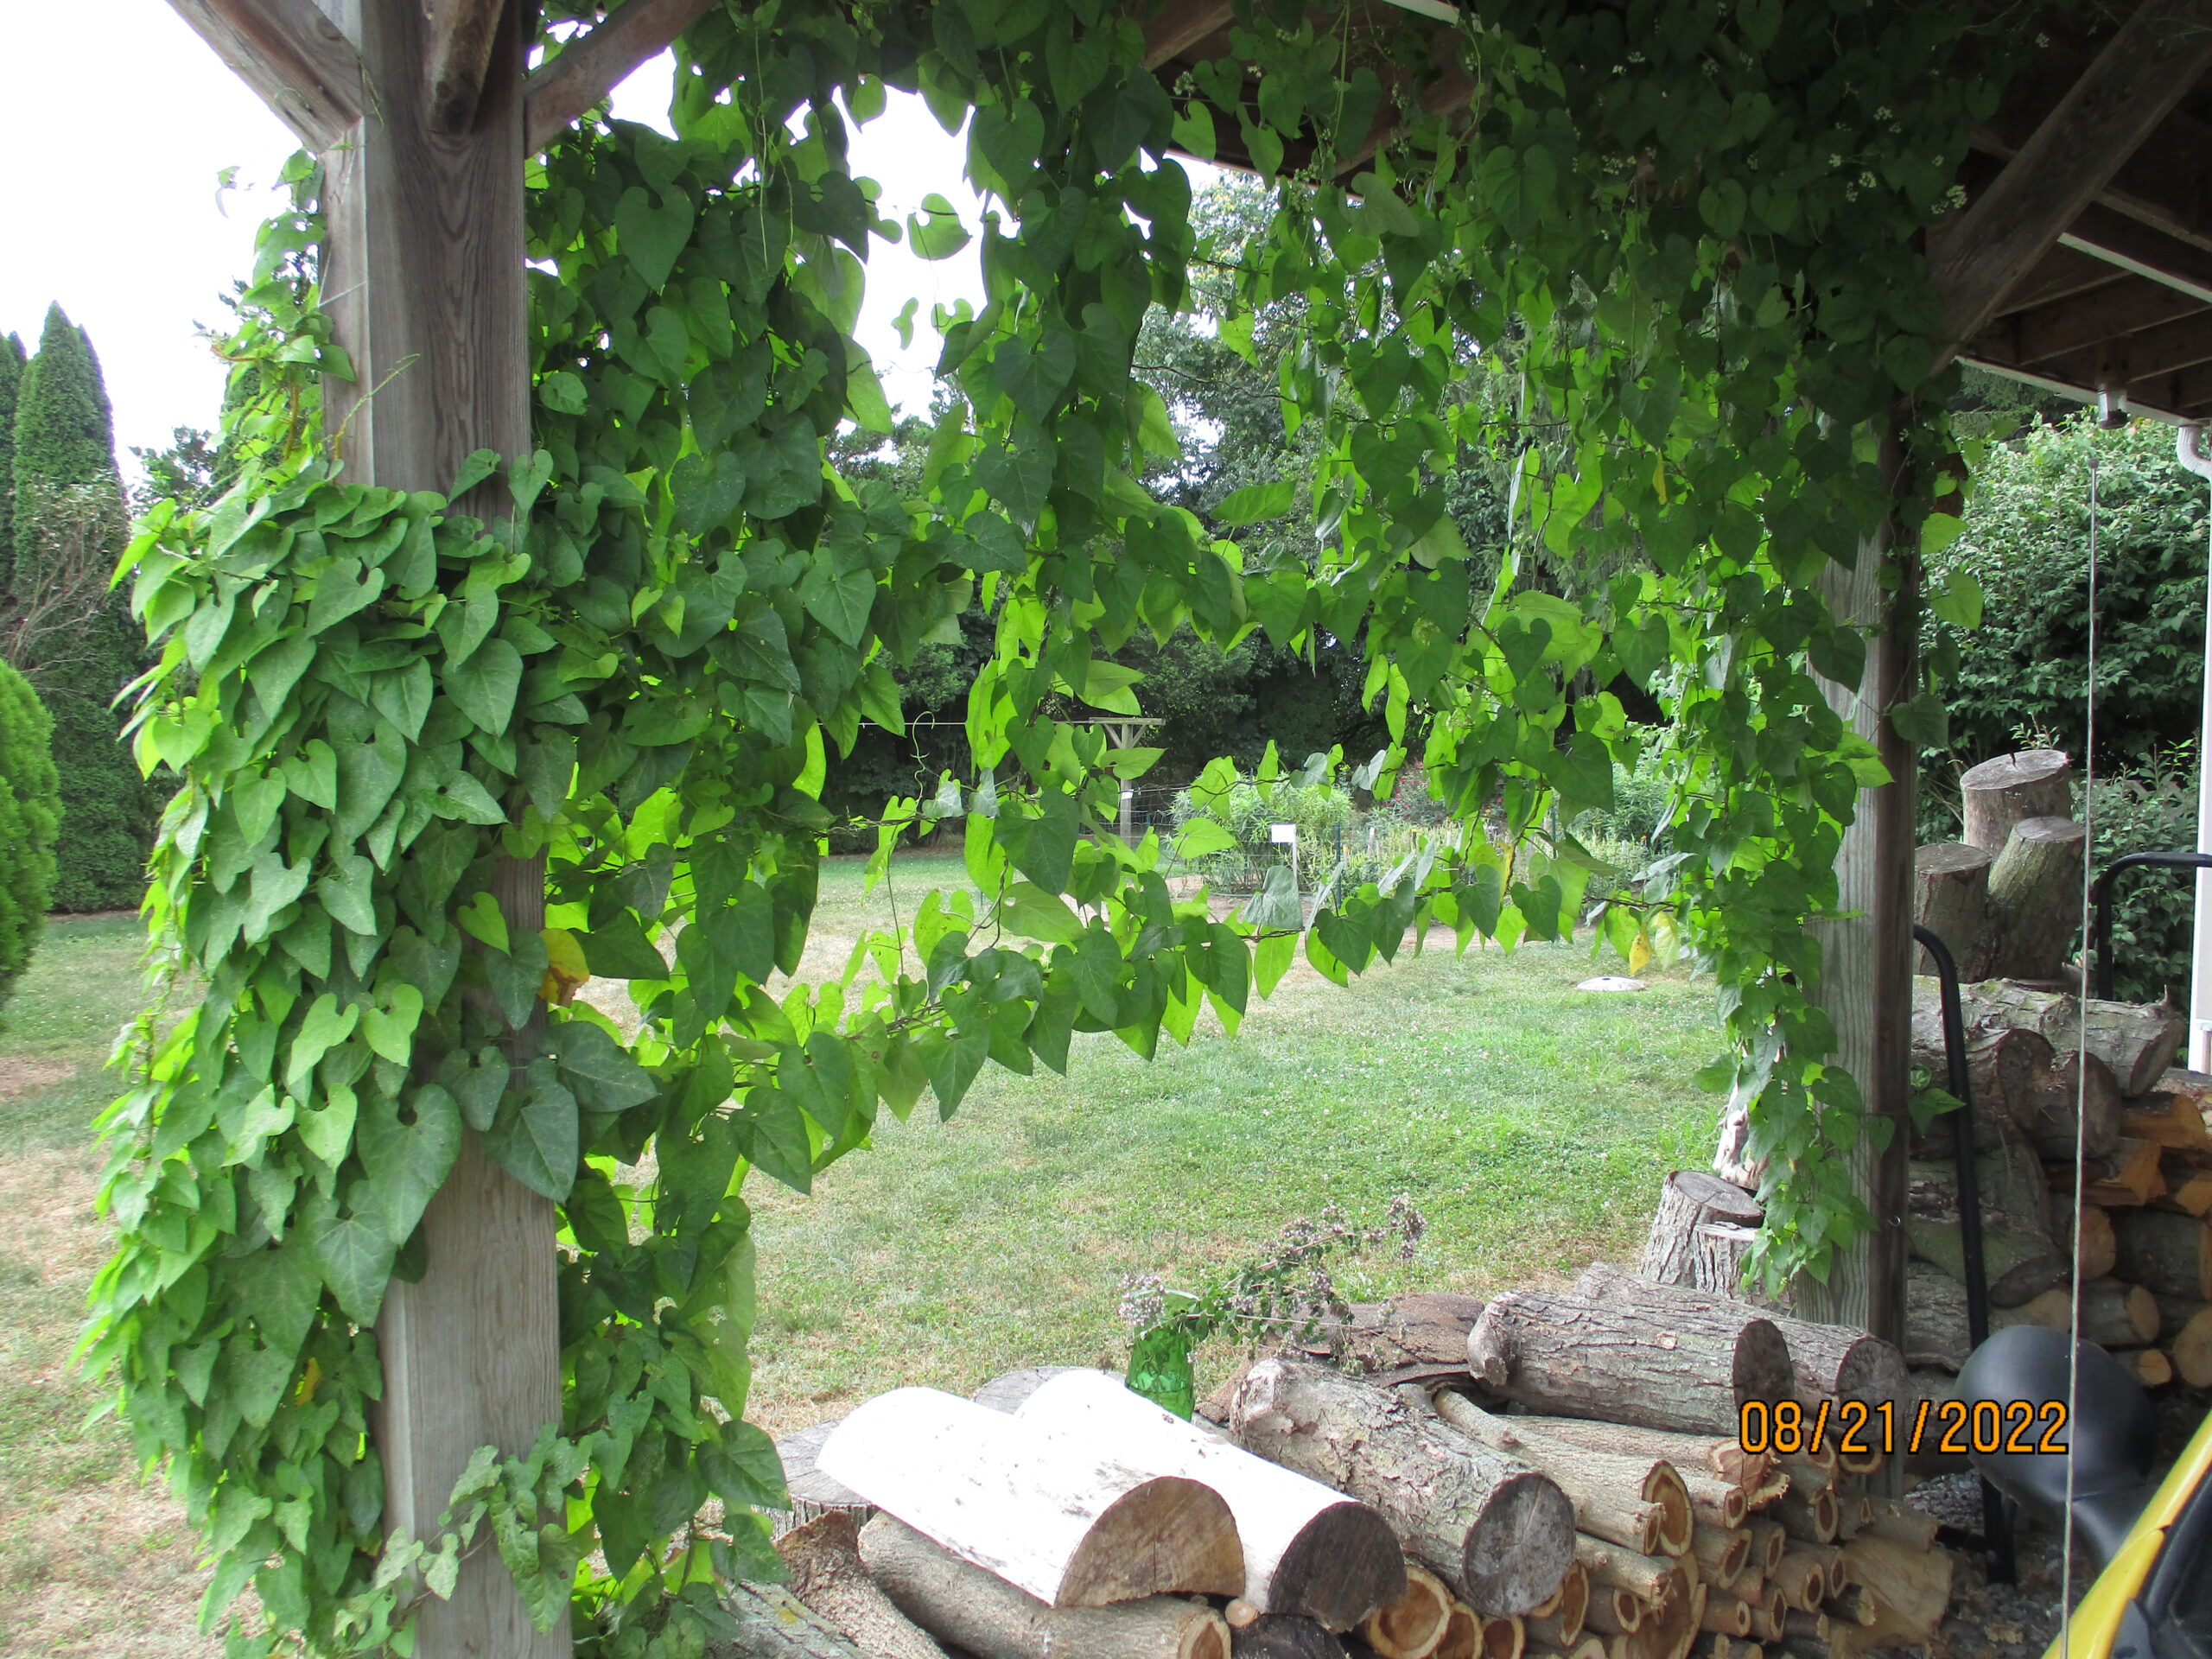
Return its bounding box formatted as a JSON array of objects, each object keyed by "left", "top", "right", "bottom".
[{"left": 774, "top": 1512, "right": 947, "bottom": 1659}]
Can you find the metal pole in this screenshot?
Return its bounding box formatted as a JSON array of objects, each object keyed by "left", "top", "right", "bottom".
[{"left": 2174, "top": 425, "right": 2212, "bottom": 1066}]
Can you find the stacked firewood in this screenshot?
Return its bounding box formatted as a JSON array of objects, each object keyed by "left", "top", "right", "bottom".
[
  {"left": 731, "top": 1274, "right": 1936, "bottom": 1659},
  {"left": 1897, "top": 749, "right": 2205, "bottom": 1401}
]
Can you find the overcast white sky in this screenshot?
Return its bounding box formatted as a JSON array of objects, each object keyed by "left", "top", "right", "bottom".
[{"left": 0, "top": 10, "right": 1004, "bottom": 471}]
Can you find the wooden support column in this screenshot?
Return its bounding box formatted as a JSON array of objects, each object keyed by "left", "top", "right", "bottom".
[
  {"left": 314, "top": 3, "right": 564, "bottom": 1655},
  {"left": 1802, "top": 429, "right": 1916, "bottom": 1358}
]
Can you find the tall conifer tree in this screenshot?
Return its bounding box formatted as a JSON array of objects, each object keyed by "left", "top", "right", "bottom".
[
  {"left": 0, "top": 334, "right": 23, "bottom": 588},
  {"left": 10, "top": 305, "right": 150, "bottom": 911}
]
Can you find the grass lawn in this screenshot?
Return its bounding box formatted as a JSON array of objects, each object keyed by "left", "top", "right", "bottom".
[{"left": 0, "top": 855, "right": 1719, "bottom": 1652}]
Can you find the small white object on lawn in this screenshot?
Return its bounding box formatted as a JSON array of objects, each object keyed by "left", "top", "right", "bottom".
[{"left": 1576, "top": 976, "right": 1649, "bottom": 993}]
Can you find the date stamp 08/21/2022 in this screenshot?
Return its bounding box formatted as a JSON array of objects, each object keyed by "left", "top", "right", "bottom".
[{"left": 1738, "top": 1399, "right": 2071, "bottom": 1459}]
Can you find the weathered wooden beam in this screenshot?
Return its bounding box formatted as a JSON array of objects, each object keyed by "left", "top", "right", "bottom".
[
  {"left": 426, "top": 0, "right": 511, "bottom": 133},
  {"left": 1799, "top": 427, "right": 1915, "bottom": 1370},
  {"left": 165, "top": 0, "right": 363, "bottom": 149},
  {"left": 1142, "top": 1, "right": 1236, "bottom": 69},
  {"left": 1977, "top": 90, "right": 2212, "bottom": 257},
  {"left": 2063, "top": 203, "right": 2212, "bottom": 307},
  {"left": 1931, "top": 0, "right": 2212, "bottom": 357},
  {"left": 1990, "top": 278, "right": 2212, "bottom": 366},
  {"left": 523, "top": 0, "right": 722, "bottom": 154}
]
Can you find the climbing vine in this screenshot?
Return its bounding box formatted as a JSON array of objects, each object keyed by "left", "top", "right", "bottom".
[{"left": 89, "top": 1, "right": 2030, "bottom": 1653}]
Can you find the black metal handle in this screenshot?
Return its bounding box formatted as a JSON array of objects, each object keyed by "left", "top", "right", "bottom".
[
  {"left": 2090, "top": 850, "right": 2212, "bottom": 1000},
  {"left": 1914, "top": 921, "right": 2015, "bottom": 1583}
]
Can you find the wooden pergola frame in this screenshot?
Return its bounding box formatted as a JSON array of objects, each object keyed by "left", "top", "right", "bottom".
[{"left": 156, "top": 0, "right": 2212, "bottom": 1650}]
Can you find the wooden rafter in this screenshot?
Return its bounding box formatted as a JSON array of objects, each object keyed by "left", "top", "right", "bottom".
[
  {"left": 1929, "top": 0, "right": 2212, "bottom": 359},
  {"left": 1141, "top": 1, "right": 1236, "bottom": 70},
  {"left": 1992, "top": 278, "right": 2211, "bottom": 367},
  {"left": 1988, "top": 245, "right": 2133, "bottom": 317},
  {"left": 2063, "top": 203, "right": 2212, "bottom": 306},
  {"left": 426, "top": 0, "right": 512, "bottom": 133},
  {"left": 522, "top": 0, "right": 722, "bottom": 154},
  {"left": 165, "top": 0, "right": 364, "bottom": 149}
]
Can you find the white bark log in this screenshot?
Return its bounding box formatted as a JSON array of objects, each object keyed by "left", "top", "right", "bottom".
[{"left": 820, "top": 1387, "right": 1243, "bottom": 1607}]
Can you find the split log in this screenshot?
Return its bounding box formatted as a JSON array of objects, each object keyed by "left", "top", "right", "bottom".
[
  {"left": 1017, "top": 1368, "right": 1403, "bottom": 1630},
  {"left": 1689, "top": 1529, "right": 1749, "bottom": 1587},
  {"left": 1984, "top": 817, "right": 2089, "bottom": 981},
  {"left": 1469, "top": 1289, "right": 1792, "bottom": 1436},
  {"left": 1913, "top": 842, "right": 1993, "bottom": 976},
  {"left": 2080, "top": 1137, "right": 2167, "bottom": 1207},
  {"left": 1573, "top": 1266, "right": 1904, "bottom": 1412},
  {"left": 1363, "top": 1563, "right": 1455, "bottom": 1659},
  {"left": 1572, "top": 1536, "right": 1674, "bottom": 1606},
  {"left": 1835, "top": 1535, "right": 1951, "bottom": 1638},
  {"left": 1510, "top": 1421, "right": 1769, "bottom": 1495},
  {"left": 1309, "top": 1294, "right": 1488, "bottom": 1383},
  {"left": 775, "top": 1513, "right": 947, "bottom": 1659},
  {"left": 1429, "top": 1391, "right": 1692, "bottom": 1557},
  {"left": 1863, "top": 1498, "right": 1939, "bottom": 1552},
  {"left": 721, "top": 1581, "right": 874, "bottom": 1656},
  {"left": 1232, "top": 1616, "right": 1345, "bottom": 1659},
  {"left": 2125, "top": 1092, "right": 2212, "bottom": 1154},
  {"left": 1637, "top": 1174, "right": 1765, "bottom": 1294},
  {"left": 1228, "top": 1359, "right": 1577, "bottom": 1616},
  {"left": 1961, "top": 750, "right": 2072, "bottom": 855},
  {"left": 2113, "top": 1210, "right": 2212, "bottom": 1300},
  {"left": 1742, "top": 1521, "right": 1785, "bottom": 1577},
  {"left": 2156, "top": 1165, "right": 2212, "bottom": 1217},
  {"left": 774, "top": 1421, "right": 874, "bottom": 1534},
  {"left": 857, "top": 1517, "right": 1230, "bottom": 1659},
  {"left": 2077, "top": 1205, "right": 2120, "bottom": 1277},
  {"left": 820, "top": 1388, "right": 1243, "bottom": 1606}
]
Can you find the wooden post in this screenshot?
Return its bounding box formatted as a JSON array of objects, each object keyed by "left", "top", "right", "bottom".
[
  {"left": 313, "top": 3, "right": 564, "bottom": 1653},
  {"left": 1802, "top": 429, "right": 1916, "bottom": 1355}
]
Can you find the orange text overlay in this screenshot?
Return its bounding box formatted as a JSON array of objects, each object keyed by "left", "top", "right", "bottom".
[{"left": 1738, "top": 1398, "right": 2069, "bottom": 1459}]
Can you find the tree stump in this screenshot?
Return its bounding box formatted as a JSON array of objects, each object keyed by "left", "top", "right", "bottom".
[
  {"left": 1227, "top": 1359, "right": 1576, "bottom": 1616},
  {"left": 1960, "top": 750, "right": 2071, "bottom": 855},
  {"left": 1637, "top": 1173, "right": 1766, "bottom": 1294},
  {"left": 1467, "top": 1288, "right": 1793, "bottom": 1435}
]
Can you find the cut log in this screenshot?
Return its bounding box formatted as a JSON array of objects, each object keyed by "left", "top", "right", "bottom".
[
  {"left": 1582, "top": 1589, "right": 1643, "bottom": 1637},
  {"left": 1781, "top": 1611, "right": 1830, "bottom": 1646},
  {"left": 1770, "top": 1487, "right": 1836, "bottom": 1548},
  {"left": 1678, "top": 1475, "right": 1745, "bottom": 1532},
  {"left": 1863, "top": 1498, "right": 1939, "bottom": 1552},
  {"left": 1363, "top": 1563, "right": 1455, "bottom": 1659},
  {"left": 775, "top": 1513, "right": 947, "bottom": 1659},
  {"left": 1510, "top": 1421, "right": 1769, "bottom": 1496},
  {"left": 2163, "top": 1300, "right": 2212, "bottom": 1386},
  {"left": 974, "top": 1367, "right": 1089, "bottom": 1414},
  {"left": 857, "top": 1517, "right": 1230, "bottom": 1659},
  {"left": 1573, "top": 1265, "right": 1904, "bottom": 1411},
  {"left": 819, "top": 1388, "right": 1243, "bottom": 1607},
  {"left": 1984, "top": 817, "right": 2089, "bottom": 981},
  {"left": 1232, "top": 1615, "right": 1346, "bottom": 1659},
  {"left": 2113, "top": 1210, "right": 2212, "bottom": 1300},
  {"left": 1908, "top": 1021, "right": 2049, "bottom": 1154},
  {"left": 2130, "top": 1348, "right": 2175, "bottom": 1387},
  {"left": 1016, "top": 1369, "right": 1404, "bottom": 1630},
  {"left": 1228, "top": 1359, "right": 1576, "bottom": 1616},
  {"left": 1749, "top": 1586, "right": 1786, "bottom": 1644},
  {"left": 1468, "top": 1289, "right": 1793, "bottom": 1436},
  {"left": 721, "top": 1581, "right": 873, "bottom": 1657},
  {"left": 1637, "top": 1174, "right": 1765, "bottom": 1294},
  {"left": 1770, "top": 1554, "right": 1828, "bottom": 1616},
  {"left": 2074, "top": 1278, "right": 2163, "bottom": 1345},
  {"left": 1308, "top": 1294, "right": 1489, "bottom": 1382},
  {"left": 1429, "top": 1391, "right": 1692, "bottom": 1558},
  {"left": 1572, "top": 1536, "right": 1674, "bottom": 1606},
  {"left": 1906, "top": 1212, "right": 2066, "bottom": 1307},
  {"left": 2080, "top": 1137, "right": 2168, "bottom": 1207},
  {"left": 1980, "top": 986, "right": 2186, "bottom": 1098},
  {"left": 774, "top": 1421, "right": 873, "bottom": 1534},
  {"left": 2156, "top": 1165, "right": 2212, "bottom": 1217},
  {"left": 1908, "top": 1129, "right": 2064, "bottom": 1294},
  {"left": 2077, "top": 1205, "right": 2120, "bottom": 1277},
  {"left": 1825, "top": 1586, "right": 1876, "bottom": 1629},
  {"left": 1527, "top": 1566, "right": 1589, "bottom": 1648},
  {"left": 1625, "top": 1578, "right": 1702, "bottom": 1659},
  {"left": 1689, "top": 1529, "right": 1748, "bottom": 1587},
  {"left": 1742, "top": 1521, "right": 1785, "bottom": 1577},
  {"left": 1835, "top": 1535, "right": 1951, "bottom": 1638},
  {"left": 1913, "top": 842, "right": 1993, "bottom": 977},
  {"left": 1433, "top": 1605, "right": 1483, "bottom": 1659},
  {"left": 1961, "top": 750, "right": 2072, "bottom": 855},
  {"left": 1699, "top": 1597, "right": 1751, "bottom": 1640},
  {"left": 2024, "top": 1051, "right": 2126, "bottom": 1162},
  {"left": 1482, "top": 1615, "right": 1524, "bottom": 1659}
]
